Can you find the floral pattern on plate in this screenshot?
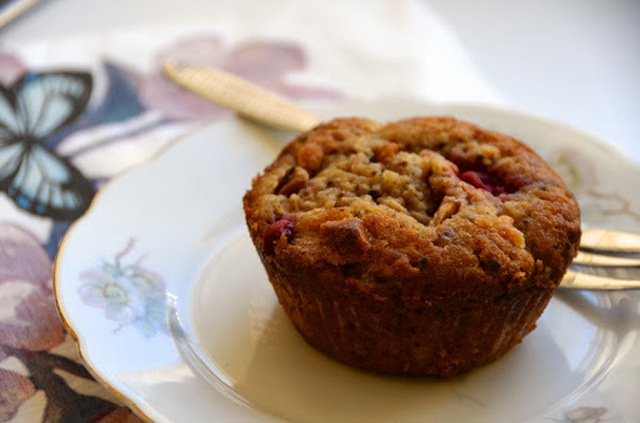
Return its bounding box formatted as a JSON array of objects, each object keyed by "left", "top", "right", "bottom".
[{"left": 79, "top": 240, "right": 168, "bottom": 337}]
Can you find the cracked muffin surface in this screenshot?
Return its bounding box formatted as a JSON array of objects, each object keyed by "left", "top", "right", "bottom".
[{"left": 243, "top": 116, "right": 581, "bottom": 377}]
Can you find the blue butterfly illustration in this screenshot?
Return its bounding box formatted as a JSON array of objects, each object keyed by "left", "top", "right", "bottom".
[{"left": 0, "top": 71, "right": 94, "bottom": 220}]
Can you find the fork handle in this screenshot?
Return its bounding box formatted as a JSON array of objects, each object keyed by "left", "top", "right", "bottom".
[{"left": 162, "top": 61, "right": 323, "bottom": 133}]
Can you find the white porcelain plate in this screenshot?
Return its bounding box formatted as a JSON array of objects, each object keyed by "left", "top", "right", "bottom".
[{"left": 55, "top": 99, "right": 640, "bottom": 422}]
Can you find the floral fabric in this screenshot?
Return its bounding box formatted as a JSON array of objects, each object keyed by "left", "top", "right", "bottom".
[{"left": 0, "top": 35, "right": 336, "bottom": 422}]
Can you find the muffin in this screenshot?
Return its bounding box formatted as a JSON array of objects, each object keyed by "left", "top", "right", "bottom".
[{"left": 243, "top": 117, "right": 581, "bottom": 377}]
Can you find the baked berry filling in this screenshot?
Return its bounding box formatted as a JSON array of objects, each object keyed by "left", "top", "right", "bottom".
[
  {"left": 459, "top": 170, "right": 507, "bottom": 196},
  {"left": 263, "top": 216, "right": 295, "bottom": 254}
]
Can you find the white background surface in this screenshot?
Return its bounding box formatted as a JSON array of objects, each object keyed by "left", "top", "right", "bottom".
[{"left": 2, "top": 0, "right": 638, "bottom": 162}]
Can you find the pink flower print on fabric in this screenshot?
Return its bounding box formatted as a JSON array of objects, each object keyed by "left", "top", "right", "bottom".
[
  {"left": 0, "top": 223, "right": 71, "bottom": 419},
  {"left": 0, "top": 223, "right": 66, "bottom": 359},
  {"left": 139, "top": 35, "right": 340, "bottom": 121},
  {"left": 0, "top": 49, "right": 26, "bottom": 85},
  {"left": 0, "top": 368, "right": 36, "bottom": 421}
]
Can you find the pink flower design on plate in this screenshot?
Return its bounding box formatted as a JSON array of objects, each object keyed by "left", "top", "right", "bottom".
[
  {"left": 140, "top": 35, "right": 340, "bottom": 121},
  {"left": 561, "top": 406, "right": 608, "bottom": 422},
  {"left": 78, "top": 240, "right": 168, "bottom": 337}
]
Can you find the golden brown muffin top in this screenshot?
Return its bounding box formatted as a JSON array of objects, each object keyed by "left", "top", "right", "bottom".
[{"left": 243, "top": 117, "right": 581, "bottom": 302}]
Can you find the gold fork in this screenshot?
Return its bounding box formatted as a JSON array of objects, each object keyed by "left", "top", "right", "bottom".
[{"left": 162, "top": 61, "right": 640, "bottom": 291}]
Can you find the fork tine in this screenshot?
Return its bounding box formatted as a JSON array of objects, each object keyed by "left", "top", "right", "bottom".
[
  {"left": 561, "top": 228, "right": 640, "bottom": 290},
  {"left": 578, "top": 229, "right": 640, "bottom": 259},
  {"left": 579, "top": 245, "right": 640, "bottom": 259},
  {"left": 560, "top": 269, "right": 640, "bottom": 290},
  {"left": 573, "top": 250, "right": 639, "bottom": 266},
  {"left": 569, "top": 262, "right": 640, "bottom": 281}
]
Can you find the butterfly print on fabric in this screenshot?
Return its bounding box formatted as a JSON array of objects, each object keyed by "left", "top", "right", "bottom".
[{"left": 0, "top": 71, "right": 94, "bottom": 220}]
